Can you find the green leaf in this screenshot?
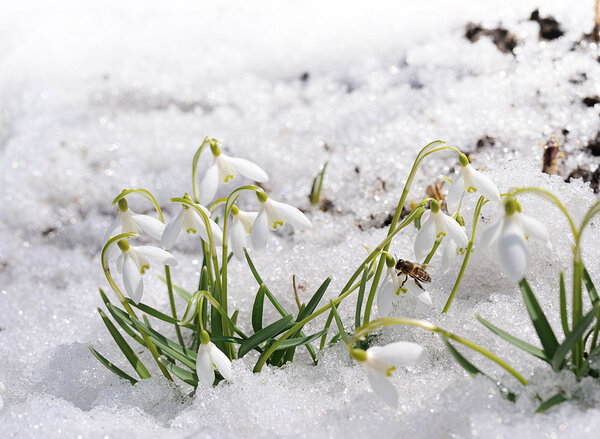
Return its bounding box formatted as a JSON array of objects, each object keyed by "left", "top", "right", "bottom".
[
  {"left": 355, "top": 267, "right": 369, "bottom": 329},
  {"left": 583, "top": 267, "right": 599, "bottom": 305},
  {"left": 88, "top": 345, "right": 138, "bottom": 385},
  {"left": 536, "top": 393, "right": 568, "bottom": 413},
  {"left": 158, "top": 275, "right": 192, "bottom": 301},
  {"left": 158, "top": 358, "right": 198, "bottom": 387},
  {"left": 273, "top": 330, "right": 326, "bottom": 350},
  {"left": 297, "top": 278, "right": 331, "bottom": 322},
  {"left": 475, "top": 314, "right": 549, "bottom": 363},
  {"left": 97, "top": 308, "right": 151, "bottom": 379},
  {"left": 559, "top": 272, "right": 569, "bottom": 336},
  {"left": 180, "top": 291, "right": 202, "bottom": 324},
  {"left": 519, "top": 279, "right": 559, "bottom": 358},
  {"left": 252, "top": 284, "right": 266, "bottom": 333},
  {"left": 442, "top": 337, "right": 482, "bottom": 377},
  {"left": 329, "top": 300, "right": 349, "bottom": 343},
  {"left": 239, "top": 314, "right": 293, "bottom": 358},
  {"left": 128, "top": 300, "right": 179, "bottom": 325},
  {"left": 552, "top": 305, "right": 598, "bottom": 371}
]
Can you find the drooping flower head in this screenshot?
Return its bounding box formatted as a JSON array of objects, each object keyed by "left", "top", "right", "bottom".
[
  {"left": 480, "top": 198, "right": 551, "bottom": 283},
  {"left": 351, "top": 342, "right": 427, "bottom": 406},
  {"left": 377, "top": 255, "right": 432, "bottom": 316},
  {"left": 414, "top": 200, "right": 468, "bottom": 261},
  {"left": 250, "top": 191, "right": 312, "bottom": 250},
  {"left": 447, "top": 153, "right": 501, "bottom": 214},
  {"left": 104, "top": 198, "right": 165, "bottom": 243},
  {"left": 196, "top": 330, "right": 233, "bottom": 386},
  {"left": 161, "top": 194, "right": 223, "bottom": 250},
  {"left": 115, "top": 239, "right": 177, "bottom": 303},
  {"left": 229, "top": 205, "right": 258, "bottom": 260},
  {"left": 197, "top": 139, "right": 269, "bottom": 205}
]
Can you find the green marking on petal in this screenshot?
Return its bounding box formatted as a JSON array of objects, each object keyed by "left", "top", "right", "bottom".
[
  {"left": 272, "top": 221, "right": 284, "bottom": 230},
  {"left": 400, "top": 287, "right": 408, "bottom": 294},
  {"left": 436, "top": 231, "right": 446, "bottom": 239},
  {"left": 467, "top": 186, "right": 477, "bottom": 193},
  {"left": 140, "top": 264, "right": 149, "bottom": 274},
  {"left": 224, "top": 175, "right": 234, "bottom": 183},
  {"left": 186, "top": 228, "right": 197, "bottom": 234},
  {"left": 385, "top": 366, "right": 396, "bottom": 377}
]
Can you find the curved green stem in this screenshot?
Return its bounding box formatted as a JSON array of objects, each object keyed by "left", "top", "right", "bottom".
[
  {"left": 101, "top": 234, "right": 173, "bottom": 381},
  {"left": 362, "top": 141, "right": 461, "bottom": 326},
  {"left": 164, "top": 266, "right": 184, "bottom": 346},
  {"left": 191, "top": 137, "right": 212, "bottom": 203},
  {"left": 111, "top": 188, "right": 164, "bottom": 222},
  {"left": 442, "top": 196, "right": 486, "bottom": 313},
  {"left": 352, "top": 318, "right": 528, "bottom": 385}
]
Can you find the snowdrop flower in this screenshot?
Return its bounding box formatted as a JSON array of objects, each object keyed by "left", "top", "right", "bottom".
[
  {"left": 441, "top": 222, "right": 467, "bottom": 273},
  {"left": 414, "top": 200, "right": 468, "bottom": 260},
  {"left": 377, "top": 259, "right": 432, "bottom": 316},
  {"left": 250, "top": 191, "right": 312, "bottom": 250},
  {"left": 350, "top": 342, "right": 427, "bottom": 406},
  {"left": 115, "top": 239, "right": 177, "bottom": 303},
  {"left": 196, "top": 330, "right": 233, "bottom": 386},
  {"left": 198, "top": 140, "right": 269, "bottom": 205},
  {"left": 161, "top": 196, "right": 223, "bottom": 249},
  {"left": 447, "top": 153, "right": 501, "bottom": 213},
  {"left": 229, "top": 205, "right": 258, "bottom": 260},
  {"left": 104, "top": 198, "right": 165, "bottom": 242},
  {"left": 480, "top": 198, "right": 551, "bottom": 283}
]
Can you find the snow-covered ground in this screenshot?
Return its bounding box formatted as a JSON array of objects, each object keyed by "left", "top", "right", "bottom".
[{"left": 2, "top": 1, "right": 600, "bottom": 437}]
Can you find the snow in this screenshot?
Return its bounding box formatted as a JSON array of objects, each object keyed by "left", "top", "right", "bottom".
[{"left": 1, "top": 0, "right": 600, "bottom": 437}]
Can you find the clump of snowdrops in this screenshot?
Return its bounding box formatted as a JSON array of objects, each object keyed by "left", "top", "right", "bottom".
[{"left": 92, "top": 137, "right": 600, "bottom": 411}]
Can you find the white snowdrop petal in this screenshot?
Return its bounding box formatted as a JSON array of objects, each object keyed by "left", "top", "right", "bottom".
[
  {"left": 195, "top": 345, "right": 215, "bottom": 387},
  {"left": 520, "top": 214, "right": 550, "bottom": 243},
  {"left": 104, "top": 216, "right": 122, "bottom": 243},
  {"left": 230, "top": 220, "right": 248, "bottom": 261},
  {"left": 131, "top": 214, "right": 165, "bottom": 240},
  {"left": 120, "top": 210, "right": 138, "bottom": 234},
  {"left": 135, "top": 246, "right": 177, "bottom": 266},
  {"left": 271, "top": 200, "right": 312, "bottom": 230},
  {"left": 199, "top": 163, "right": 219, "bottom": 205},
  {"left": 479, "top": 218, "right": 503, "bottom": 251},
  {"left": 370, "top": 341, "right": 427, "bottom": 367},
  {"left": 123, "top": 255, "right": 143, "bottom": 303},
  {"left": 209, "top": 343, "right": 233, "bottom": 381},
  {"left": 469, "top": 167, "right": 501, "bottom": 203},
  {"left": 225, "top": 156, "right": 269, "bottom": 182},
  {"left": 237, "top": 211, "right": 258, "bottom": 233},
  {"left": 442, "top": 214, "right": 468, "bottom": 249},
  {"left": 499, "top": 217, "right": 529, "bottom": 282},
  {"left": 251, "top": 209, "right": 269, "bottom": 250},
  {"left": 161, "top": 209, "right": 184, "bottom": 249},
  {"left": 441, "top": 239, "right": 458, "bottom": 274},
  {"left": 377, "top": 276, "right": 394, "bottom": 317},
  {"left": 116, "top": 253, "right": 124, "bottom": 273},
  {"left": 446, "top": 174, "right": 464, "bottom": 214},
  {"left": 414, "top": 214, "right": 436, "bottom": 260},
  {"left": 366, "top": 369, "right": 398, "bottom": 407},
  {"left": 417, "top": 291, "right": 432, "bottom": 305}
]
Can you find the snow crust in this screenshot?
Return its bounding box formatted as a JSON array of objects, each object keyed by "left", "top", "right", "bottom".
[{"left": 1, "top": 1, "right": 600, "bottom": 437}]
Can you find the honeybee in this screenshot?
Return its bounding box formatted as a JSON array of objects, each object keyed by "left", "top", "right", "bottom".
[{"left": 395, "top": 259, "right": 431, "bottom": 291}]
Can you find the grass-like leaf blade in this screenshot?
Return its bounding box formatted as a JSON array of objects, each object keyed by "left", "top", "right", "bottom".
[
  {"left": 552, "top": 305, "right": 598, "bottom": 371},
  {"left": 97, "top": 308, "right": 151, "bottom": 379},
  {"left": 536, "top": 393, "right": 568, "bottom": 413},
  {"left": 519, "top": 278, "right": 559, "bottom": 358},
  {"left": 159, "top": 358, "right": 198, "bottom": 387},
  {"left": 559, "top": 272, "right": 569, "bottom": 336},
  {"left": 442, "top": 337, "right": 482, "bottom": 377},
  {"left": 88, "top": 345, "right": 138, "bottom": 385},
  {"left": 475, "top": 314, "right": 549, "bottom": 363},
  {"left": 273, "top": 330, "right": 326, "bottom": 350},
  {"left": 158, "top": 275, "right": 192, "bottom": 301},
  {"left": 329, "top": 299, "right": 349, "bottom": 343},
  {"left": 355, "top": 267, "right": 369, "bottom": 329},
  {"left": 297, "top": 278, "right": 331, "bottom": 322},
  {"left": 239, "top": 314, "right": 293, "bottom": 358},
  {"left": 128, "top": 300, "right": 179, "bottom": 325},
  {"left": 252, "top": 284, "right": 266, "bottom": 333},
  {"left": 583, "top": 267, "right": 599, "bottom": 305}
]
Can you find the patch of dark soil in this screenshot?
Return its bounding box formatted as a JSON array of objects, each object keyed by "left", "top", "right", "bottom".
[
  {"left": 357, "top": 212, "right": 394, "bottom": 231},
  {"left": 465, "top": 23, "right": 518, "bottom": 54},
  {"left": 542, "top": 137, "right": 562, "bottom": 175},
  {"left": 476, "top": 135, "right": 496, "bottom": 149},
  {"left": 583, "top": 96, "right": 600, "bottom": 107},
  {"left": 565, "top": 166, "right": 600, "bottom": 193},
  {"left": 588, "top": 132, "right": 600, "bottom": 156},
  {"left": 300, "top": 72, "right": 310, "bottom": 82},
  {"left": 529, "top": 9, "right": 564, "bottom": 40}
]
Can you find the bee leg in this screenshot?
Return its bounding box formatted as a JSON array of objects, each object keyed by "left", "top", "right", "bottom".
[
  {"left": 414, "top": 279, "right": 425, "bottom": 291},
  {"left": 399, "top": 275, "right": 408, "bottom": 289}
]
